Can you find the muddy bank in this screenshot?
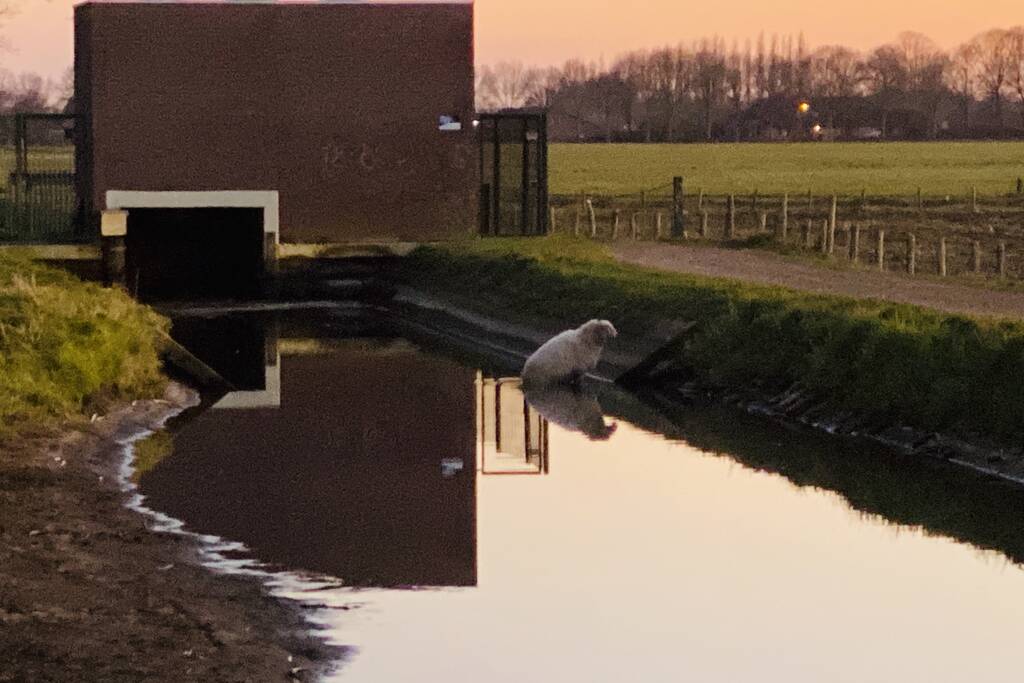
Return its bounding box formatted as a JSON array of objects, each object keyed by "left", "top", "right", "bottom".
[{"left": 0, "top": 385, "right": 339, "bottom": 683}]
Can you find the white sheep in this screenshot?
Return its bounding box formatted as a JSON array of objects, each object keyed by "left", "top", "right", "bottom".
[{"left": 521, "top": 319, "right": 618, "bottom": 388}]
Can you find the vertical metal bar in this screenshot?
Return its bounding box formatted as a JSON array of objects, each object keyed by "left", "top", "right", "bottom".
[
  {"left": 491, "top": 119, "right": 500, "bottom": 235},
  {"left": 479, "top": 183, "right": 491, "bottom": 236},
  {"left": 522, "top": 398, "right": 532, "bottom": 465},
  {"left": 539, "top": 112, "right": 549, "bottom": 235},
  {"left": 542, "top": 421, "right": 549, "bottom": 474},
  {"left": 494, "top": 381, "right": 502, "bottom": 451},
  {"left": 520, "top": 118, "right": 529, "bottom": 235}
]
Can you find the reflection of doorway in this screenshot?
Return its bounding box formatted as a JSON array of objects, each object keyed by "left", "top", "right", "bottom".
[
  {"left": 478, "top": 110, "right": 548, "bottom": 236},
  {"left": 477, "top": 374, "right": 549, "bottom": 475}
]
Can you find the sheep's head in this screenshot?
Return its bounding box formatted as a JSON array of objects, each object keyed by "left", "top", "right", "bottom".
[{"left": 579, "top": 319, "right": 618, "bottom": 346}]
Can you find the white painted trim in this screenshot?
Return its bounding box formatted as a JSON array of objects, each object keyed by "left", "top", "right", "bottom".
[{"left": 105, "top": 190, "right": 280, "bottom": 244}]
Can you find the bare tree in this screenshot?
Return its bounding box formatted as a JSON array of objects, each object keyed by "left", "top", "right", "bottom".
[
  {"left": 946, "top": 41, "right": 980, "bottom": 131},
  {"left": 968, "top": 29, "right": 1012, "bottom": 130},
  {"left": 811, "top": 46, "right": 864, "bottom": 98},
  {"left": 894, "top": 32, "right": 949, "bottom": 137},
  {"left": 554, "top": 59, "right": 599, "bottom": 141},
  {"left": 476, "top": 62, "right": 547, "bottom": 112},
  {"left": 1006, "top": 27, "right": 1024, "bottom": 129},
  {"left": 648, "top": 46, "right": 693, "bottom": 141},
  {"left": 693, "top": 39, "right": 727, "bottom": 140},
  {"left": 615, "top": 50, "right": 658, "bottom": 140},
  {"left": 59, "top": 67, "right": 73, "bottom": 109}
]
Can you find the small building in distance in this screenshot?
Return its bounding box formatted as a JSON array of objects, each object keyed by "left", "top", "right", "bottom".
[{"left": 74, "top": 1, "right": 476, "bottom": 297}]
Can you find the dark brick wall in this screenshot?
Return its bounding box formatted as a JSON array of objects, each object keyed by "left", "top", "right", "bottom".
[{"left": 75, "top": 2, "right": 477, "bottom": 243}]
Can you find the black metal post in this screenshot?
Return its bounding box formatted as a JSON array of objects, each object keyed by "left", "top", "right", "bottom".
[{"left": 479, "top": 183, "right": 492, "bottom": 236}]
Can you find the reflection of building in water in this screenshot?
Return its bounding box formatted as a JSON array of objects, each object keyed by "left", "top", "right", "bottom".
[
  {"left": 214, "top": 320, "right": 281, "bottom": 410},
  {"left": 141, "top": 331, "right": 478, "bottom": 588},
  {"left": 477, "top": 374, "right": 549, "bottom": 475}
]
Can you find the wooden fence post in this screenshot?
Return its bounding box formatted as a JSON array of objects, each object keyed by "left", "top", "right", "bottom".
[
  {"left": 672, "top": 176, "right": 685, "bottom": 238},
  {"left": 586, "top": 199, "right": 597, "bottom": 238},
  {"left": 780, "top": 193, "right": 789, "bottom": 242},
  {"left": 726, "top": 194, "right": 736, "bottom": 239},
  {"left": 697, "top": 188, "right": 705, "bottom": 210},
  {"left": 907, "top": 233, "right": 916, "bottom": 275},
  {"left": 973, "top": 240, "right": 982, "bottom": 274},
  {"left": 850, "top": 223, "right": 861, "bottom": 263},
  {"left": 758, "top": 211, "right": 768, "bottom": 233},
  {"left": 998, "top": 240, "right": 1007, "bottom": 278},
  {"left": 821, "top": 220, "right": 829, "bottom": 254},
  {"left": 550, "top": 206, "right": 557, "bottom": 234},
  {"left": 803, "top": 219, "right": 812, "bottom": 249},
  {"left": 877, "top": 229, "right": 886, "bottom": 272},
  {"left": 806, "top": 189, "right": 813, "bottom": 212},
  {"left": 640, "top": 191, "right": 647, "bottom": 234},
  {"left": 574, "top": 206, "right": 581, "bottom": 237},
  {"left": 939, "top": 237, "right": 947, "bottom": 277},
  {"left": 828, "top": 194, "right": 838, "bottom": 255},
  {"left": 631, "top": 212, "right": 640, "bottom": 241},
  {"left": 612, "top": 209, "right": 621, "bottom": 240},
  {"left": 656, "top": 212, "right": 663, "bottom": 239}
]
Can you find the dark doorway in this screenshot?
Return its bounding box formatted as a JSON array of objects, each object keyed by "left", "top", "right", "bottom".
[
  {"left": 479, "top": 110, "right": 548, "bottom": 236},
  {"left": 125, "top": 207, "right": 264, "bottom": 302}
]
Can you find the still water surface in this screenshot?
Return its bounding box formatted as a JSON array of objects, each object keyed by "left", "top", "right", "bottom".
[{"left": 140, "top": 311, "right": 1024, "bottom": 682}]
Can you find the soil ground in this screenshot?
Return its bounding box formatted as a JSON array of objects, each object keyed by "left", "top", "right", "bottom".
[
  {"left": 0, "top": 385, "right": 339, "bottom": 683},
  {"left": 613, "top": 241, "right": 1024, "bottom": 319}
]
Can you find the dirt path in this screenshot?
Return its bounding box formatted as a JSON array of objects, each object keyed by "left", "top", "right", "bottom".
[
  {"left": 0, "top": 387, "right": 339, "bottom": 683},
  {"left": 613, "top": 242, "right": 1024, "bottom": 319}
]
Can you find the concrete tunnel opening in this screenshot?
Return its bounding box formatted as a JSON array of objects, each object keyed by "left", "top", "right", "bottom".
[{"left": 124, "top": 207, "right": 265, "bottom": 302}]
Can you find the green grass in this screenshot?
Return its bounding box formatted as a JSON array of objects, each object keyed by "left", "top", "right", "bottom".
[
  {"left": 551, "top": 141, "right": 1024, "bottom": 197},
  {"left": 0, "top": 146, "right": 74, "bottom": 179},
  {"left": 0, "top": 251, "right": 168, "bottom": 443},
  {"left": 403, "top": 235, "right": 1024, "bottom": 445}
]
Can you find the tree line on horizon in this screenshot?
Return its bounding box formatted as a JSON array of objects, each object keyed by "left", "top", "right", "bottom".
[{"left": 476, "top": 29, "right": 1024, "bottom": 143}]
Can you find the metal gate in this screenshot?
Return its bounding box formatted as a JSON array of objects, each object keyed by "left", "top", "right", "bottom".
[
  {"left": 0, "top": 113, "right": 79, "bottom": 244},
  {"left": 478, "top": 110, "right": 548, "bottom": 236}
]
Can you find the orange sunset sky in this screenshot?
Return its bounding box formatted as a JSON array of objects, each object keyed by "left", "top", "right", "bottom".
[{"left": 5, "top": 0, "right": 1022, "bottom": 81}]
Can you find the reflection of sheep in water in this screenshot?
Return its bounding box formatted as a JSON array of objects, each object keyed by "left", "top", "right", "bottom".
[
  {"left": 521, "top": 320, "right": 618, "bottom": 388},
  {"left": 524, "top": 384, "right": 617, "bottom": 441}
]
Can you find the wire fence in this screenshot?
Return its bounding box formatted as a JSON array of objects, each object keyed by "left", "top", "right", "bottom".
[
  {"left": 549, "top": 181, "right": 1024, "bottom": 280},
  {"left": 0, "top": 113, "right": 79, "bottom": 244}
]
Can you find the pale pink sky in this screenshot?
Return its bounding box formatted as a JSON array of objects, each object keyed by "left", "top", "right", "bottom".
[{"left": 4, "top": 0, "right": 1021, "bottom": 81}]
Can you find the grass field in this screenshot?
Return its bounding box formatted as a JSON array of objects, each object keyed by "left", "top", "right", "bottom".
[
  {"left": 0, "top": 145, "right": 74, "bottom": 181},
  {"left": 550, "top": 142, "right": 1024, "bottom": 198}
]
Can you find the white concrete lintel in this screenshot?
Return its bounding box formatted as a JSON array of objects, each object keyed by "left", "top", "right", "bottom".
[{"left": 105, "top": 190, "right": 280, "bottom": 243}]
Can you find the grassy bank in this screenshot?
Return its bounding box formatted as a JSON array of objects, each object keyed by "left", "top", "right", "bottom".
[
  {"left": 403, "top": 236, "right": 1024, "bottom": 445},
  {"left": 0, "top": 251, "right": 168, "bottom": 442},
  {"left": 551, "top": 141, "right": 1024, "bottom": 196}
]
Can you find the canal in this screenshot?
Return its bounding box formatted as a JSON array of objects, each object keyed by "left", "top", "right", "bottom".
[{"left": 133, "top": 308, "right": 1024, "bottom": 682}]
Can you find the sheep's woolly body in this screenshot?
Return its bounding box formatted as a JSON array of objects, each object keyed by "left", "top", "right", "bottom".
[{"left": 521, "top": 320, "right": 618, "bottom": 387}]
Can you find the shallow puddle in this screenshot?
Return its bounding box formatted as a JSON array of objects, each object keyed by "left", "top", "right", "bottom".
[{"left": 139, "top": 309, "right": 1024, "bottom": 682}]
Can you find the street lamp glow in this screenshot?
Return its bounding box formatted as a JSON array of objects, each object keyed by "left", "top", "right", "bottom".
[{"left": 798, "top": 102, "right": 811, "bottom": 114}]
